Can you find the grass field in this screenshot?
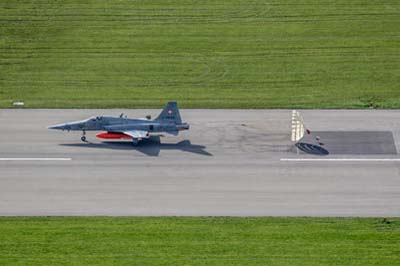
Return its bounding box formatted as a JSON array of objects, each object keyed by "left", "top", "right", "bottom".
[
  {"left": 0, "top": 1, "right": 399, "bottom": 108},
  {"left": 0, "top": 217, "right": 399, "bottom": 265}
]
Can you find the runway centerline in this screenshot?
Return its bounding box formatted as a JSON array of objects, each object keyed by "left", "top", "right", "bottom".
[
  {"left": 0, "top": 158, "right": 72, "bottom": 161},
  {"left": 280, "top": 158, "right": 400, "bottom": 162}
]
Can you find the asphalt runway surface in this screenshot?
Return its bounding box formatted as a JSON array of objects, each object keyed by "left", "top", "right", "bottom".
[{"left": 1, "top": 109, "right": 400, "bottom": 217}]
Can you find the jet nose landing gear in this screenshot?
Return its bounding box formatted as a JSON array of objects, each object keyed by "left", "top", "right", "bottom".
[{"left": 81, "top": 130, "right": 87, "bottom": 142}]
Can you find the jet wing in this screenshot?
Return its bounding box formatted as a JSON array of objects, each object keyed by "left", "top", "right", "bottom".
[{"left": 123, "top": 130, "right": 149, "bottom": 139}]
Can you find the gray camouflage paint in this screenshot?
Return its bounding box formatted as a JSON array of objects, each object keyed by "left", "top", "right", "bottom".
[{"left": 48, "top": 102, "right": 189, "bottom": 144}]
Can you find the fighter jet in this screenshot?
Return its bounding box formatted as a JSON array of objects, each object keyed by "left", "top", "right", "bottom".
[{"left": 48, "top": 102, "right": 189, "bottom": 145}]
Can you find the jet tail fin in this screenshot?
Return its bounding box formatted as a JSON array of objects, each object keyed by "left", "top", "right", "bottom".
[{"left": 155, "top": 102, "right": 182, "bottom": 124}]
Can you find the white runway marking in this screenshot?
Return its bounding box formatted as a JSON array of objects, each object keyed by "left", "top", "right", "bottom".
[
  {"left": 0, "top": 158, "right": 71, "bottom": 161},
  {"left": 281, "top": 158, "right": 400, "bottom": 162},
  {"left": 291, "top": 110, "right": 305, "bottom": 142}
]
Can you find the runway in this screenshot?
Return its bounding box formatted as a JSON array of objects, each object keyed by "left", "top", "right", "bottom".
[{"left": 1, "top": 109, "right": 400, "bottom": 217}]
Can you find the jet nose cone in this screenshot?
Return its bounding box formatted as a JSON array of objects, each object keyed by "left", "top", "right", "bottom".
[{"left": 48, "top": 124, "right": 67, "bottom": 130}]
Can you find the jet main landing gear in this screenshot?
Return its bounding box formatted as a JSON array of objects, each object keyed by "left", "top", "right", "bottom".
[{"left": 132, "top": 138, "right": 140, "bottom": 146}]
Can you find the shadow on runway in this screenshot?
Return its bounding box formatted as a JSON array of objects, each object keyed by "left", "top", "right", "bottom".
[
  {"left": 60, "top": 136, "right": 212, "bottom": 157},
  {"left": 296, "top": 131, "right": 397, "bottom": 156},
  {"left": 295, "top": 142, "right": 329, "bottom": 156}
]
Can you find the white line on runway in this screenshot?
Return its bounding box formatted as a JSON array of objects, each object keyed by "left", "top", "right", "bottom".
[
  {"left": 0, "top": 158, "right": 71, "bottom": 161},
  {"left": 280, "top": 158, "right": 400, "bottom": 162}
]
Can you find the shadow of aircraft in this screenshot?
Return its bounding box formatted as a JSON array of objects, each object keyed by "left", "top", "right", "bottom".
[
  {"left": 295, "top": 142, "right": 329, "bottom": 156},
  {"left": 60, "top": 137, "right": 212, "bottom": 157}
]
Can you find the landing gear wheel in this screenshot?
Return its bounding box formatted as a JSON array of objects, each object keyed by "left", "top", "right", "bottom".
[
  {"left": 132, "top": 139, "right": 139, "bottom": 146},
  {"left": 81, "top": 130, "right": 87, "bottom": 142}
]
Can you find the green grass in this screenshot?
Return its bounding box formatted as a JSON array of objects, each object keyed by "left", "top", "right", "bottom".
[
  {"left": 0, "top": 217, "right": 399, "bottom": 265},
  {"left": 0, "top": 1, "right": 399, "bottom": 108}
]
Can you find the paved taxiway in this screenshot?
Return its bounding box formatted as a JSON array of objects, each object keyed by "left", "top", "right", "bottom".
[{"left": 0, "top": 109, "right": 400, "bottom": 216}]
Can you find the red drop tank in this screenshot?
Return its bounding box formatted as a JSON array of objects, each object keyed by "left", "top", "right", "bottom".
[{"left": 96, "top": 132, "right": 132, "bottom": 139}]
